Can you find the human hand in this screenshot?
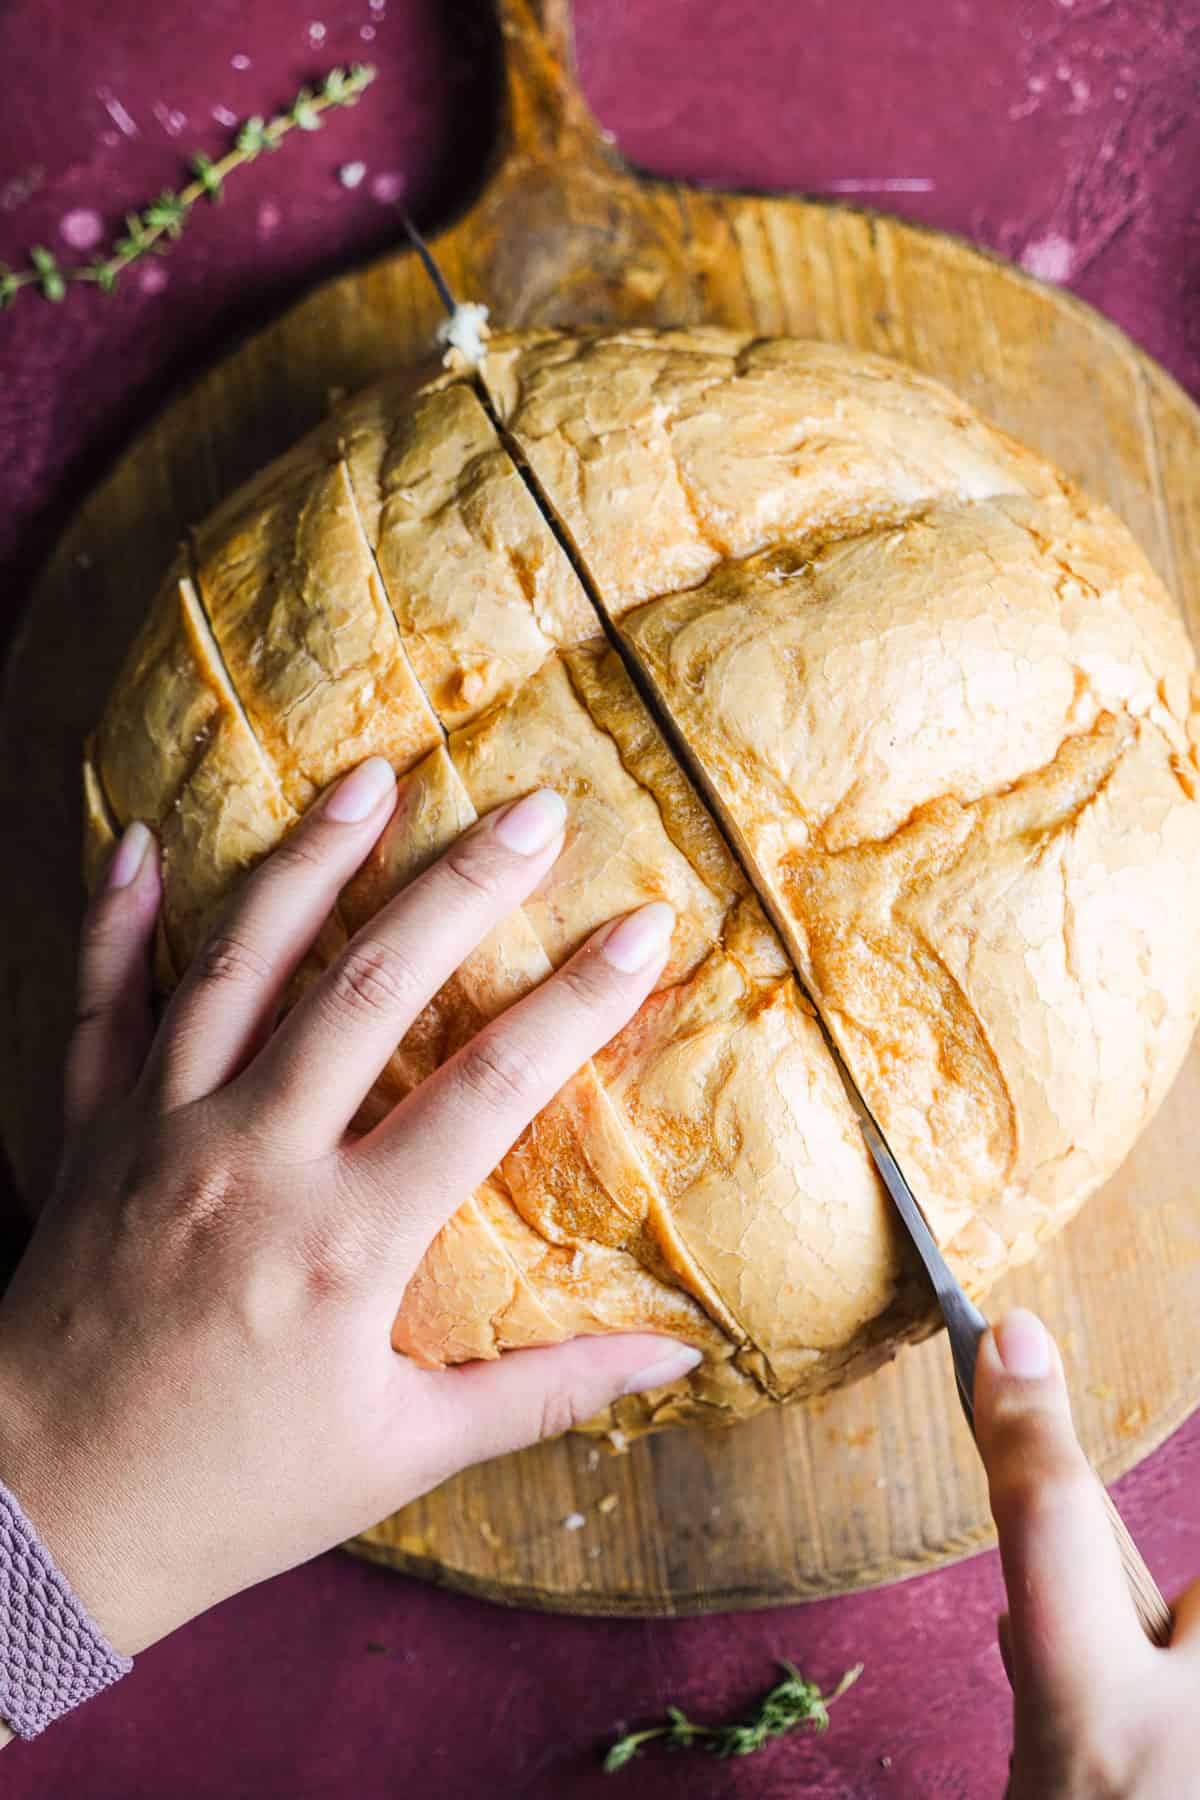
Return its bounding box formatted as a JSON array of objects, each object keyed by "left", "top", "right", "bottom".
[
  {"left": 0, "top": 760, "right": 699, "bottom": 1659},
  {"left": 975, "top": 1308, "right": 1200, "bottom": 1798}
]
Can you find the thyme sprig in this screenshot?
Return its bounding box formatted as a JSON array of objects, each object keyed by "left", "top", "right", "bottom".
[
  {"left": 603, "top": 1660, "right": 862, "bottom": 1772},
  {"left": 0, "top": 64, "right": 376, "bottom": 307}
]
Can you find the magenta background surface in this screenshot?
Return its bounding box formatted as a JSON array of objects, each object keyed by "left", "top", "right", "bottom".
[{"left": 1, "top": 3, "right": 1198, "bottom": 1794}]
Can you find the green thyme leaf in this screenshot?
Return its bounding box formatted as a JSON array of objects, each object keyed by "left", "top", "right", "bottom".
[
  {"left": 602, "top": 1661, "right": 861, "bottom": 1773},
  {"left": 236, "top": 114, "right": 268, "bottom": 156},
  {"left": 602, "top": 1739, "right": 641, "bottom": 1774},
  {"left": 190, "top": 153, "right": 224, "bottom": 201},
  {"left": 29, "top": 247, "right": 65, "bottom": 300},
  {"left": 291, "top": 89, "right": 321, "bottom": 131},
  {"left": 143, "top": 191, "right": 187, "bottom": 236}
]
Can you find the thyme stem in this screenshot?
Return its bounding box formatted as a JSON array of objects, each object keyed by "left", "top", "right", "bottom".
[
  {"left": 0, "top": 64, "right": 376, "bottom": 307},
  {"left": 603, "top": 1660, "right": 863, "bottom": 1773}
]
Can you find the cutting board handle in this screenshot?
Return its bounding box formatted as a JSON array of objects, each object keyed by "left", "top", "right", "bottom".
[{"left": 494, "top": 0, "right": 613, "bottom": 165}]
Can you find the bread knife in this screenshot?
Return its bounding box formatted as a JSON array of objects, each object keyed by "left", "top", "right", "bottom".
[{"left": 400, "top": 214, "right": 1173, "bottom": 1649}]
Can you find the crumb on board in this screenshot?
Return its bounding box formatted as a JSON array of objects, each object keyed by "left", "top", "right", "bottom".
[
  {"left": 477, "top": 1519, "right": 503, "bottom": 1550},
  {"left": 607, "top": 1428, "right": 629, "bottom": 1455},
  {"left": 597, "top": 1493, "right": 618, "bottom": 1516},
  {"left": 562, "top": 1511, "right": 586, "bottom": 1532},
  {"left": 585, "top": 1448, "right": 601, "bottom": 1474},
  {"left": 436, "top": 301, "right": 490, "bottom": 366}
]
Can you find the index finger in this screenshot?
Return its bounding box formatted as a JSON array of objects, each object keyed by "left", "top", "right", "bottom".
[
  {"left": 343, "top": 901, "right": 675, "bottom": 1284},
  {"left": 245, "top": 786, "right": 569, "bottom": 1153}
]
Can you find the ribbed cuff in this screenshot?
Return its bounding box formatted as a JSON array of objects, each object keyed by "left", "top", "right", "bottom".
[{"left": 0, "top": 1475, "right": 132, "bottom": 1738}]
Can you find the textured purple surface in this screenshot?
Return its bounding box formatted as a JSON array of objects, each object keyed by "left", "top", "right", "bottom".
[{"left": 1, "top": 2, "right": 1199, "bottom": 1794}]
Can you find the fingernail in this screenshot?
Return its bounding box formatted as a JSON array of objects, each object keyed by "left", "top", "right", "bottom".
[
  {"left": 623, "top": 1343, "right": 703, "bottom": 1397},
  {"left": 994, "top": 1308, "right": 1052, "bottom": 1379},
  {"left": 326, "top": 758, "right": 396, "bottom": 824},
  {"left": 600, "top": 901, "right": 675, "bottom": 974},
  {"left": 106, "top": 821, "right": 151, "bottom": 890},
  {"left": 493, "top": 789, "right": 567, "bottom": 856}
]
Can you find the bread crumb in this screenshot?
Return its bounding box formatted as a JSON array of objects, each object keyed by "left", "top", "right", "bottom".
[
  {"left": 607, "top": 1429, "right": 629, "bottom": 1455},
  {"left": 562, "top": 1512, "right": 586, "bottom": 1532},
  {"left": 597, "top": 1493, "right": 618, "bottom": 1515},
  {"left": 437, "top": 301, "right": 490, "bottom": 367},
  {"left": 585, "top": 1448, "right": 601, "bottom": 1474},
  {"left": 478, "top": 1519, "right": 503, "bottom": 1549}
]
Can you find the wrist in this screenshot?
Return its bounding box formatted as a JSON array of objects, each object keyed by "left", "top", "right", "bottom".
[
  {"left": 0, "top": 1350, "right": 162, "bottom": 1658},
  {"left": 0, "top": 1468, "right": 134, "bottom": 1737}
]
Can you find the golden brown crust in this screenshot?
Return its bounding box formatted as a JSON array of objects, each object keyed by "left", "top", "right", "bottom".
[
  {"left": 478, "top": 328, "right": 1062, "bottom": 611},
  {"left": 191, "top": 438, "right": 442, "bottom": 809},
  {"left": 81, "top": 745, "right": 118, "bottom": 897},
  {"left": 95, "top": 565, "right": 296, "bottom": 965},
  {"left": 90, "top": 329, "right": 1200, "bottom": 1434},
  {"left": 622, "top": 493, "right": 1200, "bottom": 1293},
  {"left": 338, "top": 377, "right": 600, "bottom": 732}
]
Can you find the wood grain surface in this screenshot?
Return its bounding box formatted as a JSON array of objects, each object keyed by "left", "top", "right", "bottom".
[{"left": 2, "top": 0, "right": 1198, "bottom": 1616}]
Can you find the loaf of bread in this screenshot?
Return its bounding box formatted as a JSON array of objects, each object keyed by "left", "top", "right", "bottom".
[{"left": 87, "top": 329, "right": 1200, "bottom": 1433}]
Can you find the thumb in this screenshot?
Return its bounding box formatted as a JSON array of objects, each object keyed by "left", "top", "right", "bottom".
[
  {"left": 974, "top": 1308, "right": 1151, "bottom": 1704},
  {"left": 429, "top": 1335, "right": 703, "bottom": 1466}
]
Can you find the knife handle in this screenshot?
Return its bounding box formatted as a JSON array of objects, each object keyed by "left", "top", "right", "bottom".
[{"left": 1098, "top": 1481, "right": 1173, "bottom": 1646}]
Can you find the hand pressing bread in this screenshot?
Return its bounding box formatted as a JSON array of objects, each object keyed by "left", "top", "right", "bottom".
[{"left": 0, "top": 766, "right": 698, "bottom": 1665}]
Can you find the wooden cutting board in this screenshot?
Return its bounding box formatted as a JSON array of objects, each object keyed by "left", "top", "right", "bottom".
[{"left": 3, "top": 0, "right": 1200, "bottom": 1616}]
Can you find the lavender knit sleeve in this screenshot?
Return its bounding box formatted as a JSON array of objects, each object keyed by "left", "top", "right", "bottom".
[{"left": 0, "top": 1475, "right": 132, "bottom": 1739}]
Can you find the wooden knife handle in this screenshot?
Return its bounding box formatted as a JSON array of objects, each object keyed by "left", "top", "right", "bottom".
[{"left": 1099, "top": 1481, "right": 1173, "bottom": 1646}]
